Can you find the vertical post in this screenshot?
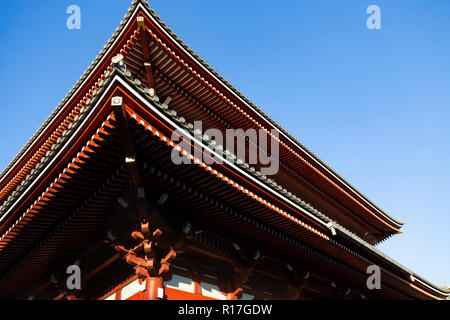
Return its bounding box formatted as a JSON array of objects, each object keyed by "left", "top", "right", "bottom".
[
  {"left": 227, "top": 292, "right": 239, "bottom": 300},
  {"left": 145, "top": 276, "right": 164, "bottom": 300},
  {"left": 115, "top": 289, "right": 122, "bottom": 301},
  {"left": 193, "top": 280, "right": 202, "bottom": 296}
]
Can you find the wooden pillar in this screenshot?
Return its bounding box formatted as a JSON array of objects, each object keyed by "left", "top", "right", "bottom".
[
  {"left": 227, "top": 293, "right": 238, "bottom": 300},
  {"left": 226, "top": 288, "right": 242, "bottom": 300},
  {"left": 115, "top": 289, "right": 122, "bottom": 301},
  {"left": 193, "top": 280, "right": 202, "bottom": 296},
  {"left": 145, "top": 276, "right": 164, "bottom": 300}
]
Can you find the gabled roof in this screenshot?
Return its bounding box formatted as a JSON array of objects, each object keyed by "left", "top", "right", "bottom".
[
  {"left": 0, "top": 0, "right": 447, "bottom": 300},
  {"left": 2, "top": 68, "right": 448, "bottom": 299},
  {"left": 0, "top": 0, "right": 403, "bottom": 241},
  {"left": 128, "top": 1, "right": 404, "bottom": 230}
]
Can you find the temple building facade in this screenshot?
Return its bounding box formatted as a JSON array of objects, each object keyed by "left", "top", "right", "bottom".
[{"left": 0, "top": 0, "right": 448, "bottom": 300}]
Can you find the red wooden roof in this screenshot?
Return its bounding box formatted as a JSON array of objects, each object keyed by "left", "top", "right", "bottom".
[
  {"left": 0, "top": 1, "right": 402, "bottom": 244},
  {"left": 0, "top": 0, "right": 447, "bottom": 300}
]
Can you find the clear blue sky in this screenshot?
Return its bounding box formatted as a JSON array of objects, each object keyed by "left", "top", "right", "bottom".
[{"left": 0, "top": 0, "right": 449, "bottom": 287}]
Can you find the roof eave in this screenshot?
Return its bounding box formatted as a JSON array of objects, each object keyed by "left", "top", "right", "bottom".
[{"left": 134, "top": 0, "right": 403, "bottom": 231}]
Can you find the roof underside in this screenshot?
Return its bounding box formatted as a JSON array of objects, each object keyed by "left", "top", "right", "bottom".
[
  {"left": 1, "top": 71, "right": 447, "bottom": 299},
  {"left": 0, "top": 0, "right": 447, "bottom": 300},
  {"left": 0, "top": 0, "right": 403, "bottom": 244},
  {"left": 0, "top": 74, "right": 444, "bottom": 300}
]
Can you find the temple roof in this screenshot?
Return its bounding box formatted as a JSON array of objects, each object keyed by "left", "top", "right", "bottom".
[
  {"left": 0, "top": 0, "right": 447, "bottom": 300},
  {"left": 1, "top": 66, "right": 448, "bottom": 299},
  {"left": 0, "top": 0, "right": 403, "bottom": 241}
]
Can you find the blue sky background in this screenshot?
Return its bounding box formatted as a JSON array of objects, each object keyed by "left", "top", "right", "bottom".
[{"left": 0, "top": 0, "right": 449, "bottom": 287}]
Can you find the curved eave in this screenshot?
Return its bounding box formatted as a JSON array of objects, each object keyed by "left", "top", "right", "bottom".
[
  {"left": 111, "top": 72, "right": 450, "bottom": 300},
  {"left": 0, "top": 71, "right": 446, "bottom": 300},
  {"left": 0, "top": 0, "right": 401, "bottom": 239},
  {"left": 0, "top": 0, "right": 444, "bottom": 299},
  {"left": 119, "top": 72, "right": 448, "bottom": 300},
  {"left": 0, "top": 0, "right": 143, "bottom": 195},
  {"left": 134, "top": 0, "right": 403, "bottom": 232}
]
